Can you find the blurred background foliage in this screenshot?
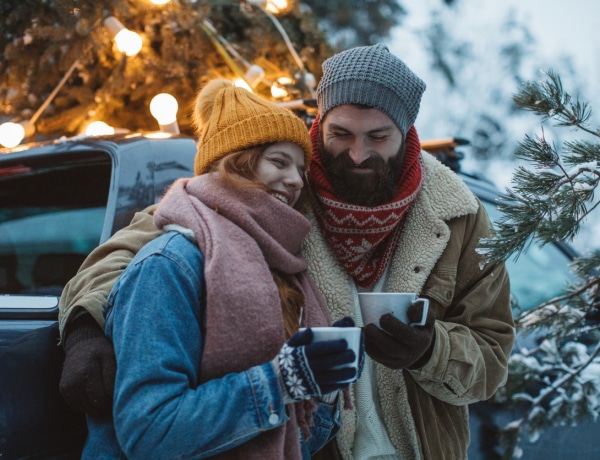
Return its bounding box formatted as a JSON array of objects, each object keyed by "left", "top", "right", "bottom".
[{"left": 0, "top": 0, "right": 424, "bottom": 139}]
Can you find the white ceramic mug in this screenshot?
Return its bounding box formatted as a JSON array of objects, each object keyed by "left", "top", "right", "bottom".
[
  {"left": 358, "top": 292, "right": 429, "bottom": 328},
  {"left": 298, "top": 326, "right": 361, "bottom": 383}
]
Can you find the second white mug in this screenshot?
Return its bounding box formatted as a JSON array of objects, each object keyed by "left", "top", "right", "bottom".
[{"left": 358, "top": 292, "right": 429, "bottom": 328}]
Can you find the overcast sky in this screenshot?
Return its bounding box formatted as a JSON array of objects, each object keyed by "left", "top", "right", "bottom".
[
  {"left": 386, "top": 0, "right": 600, "bottom": 251},
  {"left": 389, "top": 0, "right": 600, "bottom": 130}
]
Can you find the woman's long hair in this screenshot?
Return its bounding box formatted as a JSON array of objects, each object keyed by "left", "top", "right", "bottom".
[{"left": 207, "top": 146, "right": 305, "bottom": 339}]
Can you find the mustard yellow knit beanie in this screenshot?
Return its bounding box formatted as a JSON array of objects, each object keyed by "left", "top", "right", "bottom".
[{"left": 192, "top": 79, "right": 312, "bottom": 175}]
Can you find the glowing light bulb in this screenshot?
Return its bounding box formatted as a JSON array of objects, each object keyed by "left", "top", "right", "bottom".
[
  {"left": 271, "top": 83, "right": 288, "bottom": 99},
  {"left": 234, "top": 79, "right": 253, "bottom": 92},
  {"left": 277, "top": 76, "right": 294, "bottom": 85},
  {"left": 85, "top": 121, "right": 115, "bottom": 136},
  {"left": 103, "top": 16, "right": 143, "bottom": 57},
  {"left": 150, "top": 0, "right": 171, "bottom": 4},
  {"left": 244, "top": 64, "right": 265, "bottom": 88},
  {"left": 234, "top": 65, "right": 265, "bottom": 92},
  {"left": 265, "top": 0, "right": 291, "bottom": 14},
  {"left": 115, "top": 29, "right": 143, "bottom": 56},
  {"left": 0, "top": 121, "right": 34, "bottom": 148},
  {"left": 248, "top": 0, "right": 292, "bottom": 14},
  {"left": 150, "top": 93, "right": 179, "bottom": 133}
]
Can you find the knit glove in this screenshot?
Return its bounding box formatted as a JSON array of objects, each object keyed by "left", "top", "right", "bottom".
[
  {"left": 59, "top": 313, "right": 116, "bottom": 417},
  {"left": 364, "top": 300, "right": 436, "bottom": 370},
  {"left": 273, "top": 328, "right": 356, "bottom": 403}
]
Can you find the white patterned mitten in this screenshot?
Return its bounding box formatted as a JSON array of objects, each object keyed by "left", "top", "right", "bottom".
[{"left": 273, "top": 328, "right": 356, "bottom": 403}]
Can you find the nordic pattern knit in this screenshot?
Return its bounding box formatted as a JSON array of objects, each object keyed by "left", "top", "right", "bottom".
[{"left": 307, "top": 117, "right": 423, "bottom": 288}]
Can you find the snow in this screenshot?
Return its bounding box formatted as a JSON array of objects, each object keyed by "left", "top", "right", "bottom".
[{"left": 565, "top": 161, "right": 599, "bottom": 178}]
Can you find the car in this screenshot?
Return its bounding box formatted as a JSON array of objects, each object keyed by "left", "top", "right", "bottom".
[
  {"left": 0, "top": 132, "right": 594, "bottom": 459},
  {"left": 0, "top": 132, "right": 197, "bottom": 459}
]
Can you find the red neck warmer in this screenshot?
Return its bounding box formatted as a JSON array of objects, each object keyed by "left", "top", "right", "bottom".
[{"left": 307, "top": 115, "right": 423, "bottom": 288}]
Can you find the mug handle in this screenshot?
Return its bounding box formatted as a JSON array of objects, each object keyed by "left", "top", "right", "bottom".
[{"left": 409, "top": 298, "right": 429, "bottom": 326}]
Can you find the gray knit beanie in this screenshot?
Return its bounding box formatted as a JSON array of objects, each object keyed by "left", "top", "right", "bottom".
[{"left": 317, "top": 44, "right": 426, "bottom": 135}]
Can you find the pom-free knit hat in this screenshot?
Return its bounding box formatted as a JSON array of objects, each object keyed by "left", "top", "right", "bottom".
[
  {"left": 193, "top": 79, "right": 312, "bottom": 175},
  {"left": 317, "top": 44, "right": 426, "bottom": 136}
]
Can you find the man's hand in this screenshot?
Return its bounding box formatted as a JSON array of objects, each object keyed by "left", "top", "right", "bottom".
[
  {"left": 59, "top": 313, "right": 116, "bottom": 417},
  {"left": 363, "top": 300, "right": 436, "bottom": 369}
]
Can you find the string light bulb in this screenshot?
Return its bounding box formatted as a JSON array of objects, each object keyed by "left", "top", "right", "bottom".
[
  {"left": 103, "top": 16, "right": 143, "bottom": 56},
  {"left": 248, "top": 0, "right": 293, "bottom": 15},
  {"left": 0, "top": 121, "right": 35, "bottom": 149},
  {"left": 270, "top": 83, "right": 288, "bottom": 99},
  {"left": 150, "top": 93, "right": 180, "bottom": 134},
  {"left": 85, "top": 121, "right": 115, "bottom": 136},
  {"left": 244, "top": 64, "right": 266, "bottom": 89},
  {"left": 234, "top": 79, "right": 252, "bottom": 92},
  {"left": 149, "top": 0, "right": 171, "bottom": 4}
]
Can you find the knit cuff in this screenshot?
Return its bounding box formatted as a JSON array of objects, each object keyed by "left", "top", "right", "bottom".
[
  {"left": 63, "top": 312, "right": 105, "bottom": 352},
  {"left": 271, "top": 358, "right": 297, "bottom": 405}
]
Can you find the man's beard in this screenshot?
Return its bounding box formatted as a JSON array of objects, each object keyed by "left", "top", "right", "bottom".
[{"left": 319, "top": 139, "right": 405, "bottom": 206}]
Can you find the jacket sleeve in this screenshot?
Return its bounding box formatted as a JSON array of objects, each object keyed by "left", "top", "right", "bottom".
[
  {"left": 409, "top": 202, "right": 515, "bottom": 405},
  {"left": 58, "top": 204, "right": 162, "bottom": 340},
  {"left": 107, "top": 233, "right": 289, "bottom": 460}
]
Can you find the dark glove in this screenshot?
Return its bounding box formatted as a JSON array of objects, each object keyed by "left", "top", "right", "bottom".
[
  {"left": 274, "top": 328, "right": 356, "bottom": 403},
  {"left": 59, "top": 313, "right": 116, "bottom": 417},
  {"left": 332, "top": 316, "right": 365, "bottom": 379},
  {"left": 364, "top": 300, "right": 436, "bottom": 370}
]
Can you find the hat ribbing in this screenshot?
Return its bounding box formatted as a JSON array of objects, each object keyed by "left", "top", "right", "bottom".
[
  {"left": 317, "top": 44, "right": 426, "bottom": 135},
  {"left": 193, "top": 80, "right": 312, "bottom": 175}
]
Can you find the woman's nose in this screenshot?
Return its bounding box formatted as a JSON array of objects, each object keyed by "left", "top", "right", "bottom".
[{"left": 285, "top": 169, "right": 304, "bottom": 189}]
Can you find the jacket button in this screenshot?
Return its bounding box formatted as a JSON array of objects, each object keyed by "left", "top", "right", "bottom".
[
  {"left": 269, "top": 413, "right": 279, "bottom": 425},
  {"left": 446, "top": 291, "right": 452, "bottom": 300},
  {"left": 414, "top": 267, "right": 420, "bottom": 273}
]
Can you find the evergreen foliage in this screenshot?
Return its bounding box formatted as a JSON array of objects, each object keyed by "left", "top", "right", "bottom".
[
  {"left": 0, "top": 1, "right": 406, "bottom": 142},
  {"left": 483, "top": 70, "right": 600, "bottom": 458},
  {"left": 0, "top": 1, "right": 328, "bottom": 139},
  {"left": 304, "top": 0, "right": 405, "bottom": 47}
]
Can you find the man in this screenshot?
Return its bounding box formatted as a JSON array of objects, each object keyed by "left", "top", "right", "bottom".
[{"left": 59, "top": 44, "right": 514, "bottom": 459}]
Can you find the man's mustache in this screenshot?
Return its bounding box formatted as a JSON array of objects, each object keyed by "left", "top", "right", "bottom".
[{"left": 331, "top": 150, "right": 387, "bottom": 171}]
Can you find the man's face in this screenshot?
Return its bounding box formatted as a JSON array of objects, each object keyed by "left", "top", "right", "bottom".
[{"left": 320, "top": 105, "right": 405, "bottom": 206}]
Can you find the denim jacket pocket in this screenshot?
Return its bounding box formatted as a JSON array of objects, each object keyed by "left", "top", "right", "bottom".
[{"left": 300, "top": 399, "right": 341, "bottom": 458}]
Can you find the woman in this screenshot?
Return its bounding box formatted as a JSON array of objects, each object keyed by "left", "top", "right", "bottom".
[{"left": 81, "top": 80, "right": 360, "bottom": 459}]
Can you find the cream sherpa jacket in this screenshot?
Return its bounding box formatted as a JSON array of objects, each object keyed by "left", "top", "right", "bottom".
[{"left": 302, "top": 152, "right": 514, "bottom": 459}]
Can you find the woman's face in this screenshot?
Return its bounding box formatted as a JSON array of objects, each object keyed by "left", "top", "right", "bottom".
[{"left": 255, "top": 142, "right": 305, "bottom": 207}]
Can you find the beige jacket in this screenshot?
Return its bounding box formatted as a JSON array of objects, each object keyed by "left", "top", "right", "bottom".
[
  {"left": 303, "top": 153, "right": 514, "bottom": 459},
  {"left": 58, "top": 152, "right": 514, "bottom": 458}
]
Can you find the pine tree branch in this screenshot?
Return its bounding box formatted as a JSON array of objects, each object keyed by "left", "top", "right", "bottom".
[
  {"left": 513, "top": 69, "right": 594, "bottom": 133},
  {"left": 503, "top": 341, "right": 600, "bottom": 447}
]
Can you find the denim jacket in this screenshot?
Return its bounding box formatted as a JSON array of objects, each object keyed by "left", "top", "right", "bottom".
[{"left": 82, "top": 232, "right": 340, "bottom": 459}]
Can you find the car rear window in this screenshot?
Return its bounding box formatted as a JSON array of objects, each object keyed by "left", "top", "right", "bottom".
[{"left": 0, "top": 151, "right": 111, "bottom": 295}]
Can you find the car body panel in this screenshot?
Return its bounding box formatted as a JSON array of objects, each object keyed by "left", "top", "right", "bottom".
[{"left": 0, "top": 133, "right": 196, "bottom": 458}]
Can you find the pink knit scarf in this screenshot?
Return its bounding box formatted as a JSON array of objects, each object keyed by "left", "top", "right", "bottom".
[{"left": 153, "top": 173, "right": 331, "bottom": 460}]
